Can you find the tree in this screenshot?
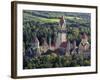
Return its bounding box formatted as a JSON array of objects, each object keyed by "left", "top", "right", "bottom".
[{"left": 72, "top": 27, "right": 79, "bottom": 39}]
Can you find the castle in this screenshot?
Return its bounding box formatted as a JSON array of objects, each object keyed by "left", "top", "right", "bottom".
[
  {"left": 25, "top": 16, "right": 90, "bottom": 58},
  {"left": 56, "top": 16, "right": 67, "bottom": 48}
]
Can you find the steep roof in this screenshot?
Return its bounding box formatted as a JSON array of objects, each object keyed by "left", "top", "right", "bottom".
[{"left": 59, "top": 16, "right": 65, "bottom": 27}]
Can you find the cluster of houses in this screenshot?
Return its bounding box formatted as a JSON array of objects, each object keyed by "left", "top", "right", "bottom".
[{"left": 24, "top": 16, "right": 90, "bottom": 58}]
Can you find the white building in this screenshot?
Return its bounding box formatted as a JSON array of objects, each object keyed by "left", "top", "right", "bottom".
[{"left": 79, "top": 33, "right": 90, "bottom": 52}]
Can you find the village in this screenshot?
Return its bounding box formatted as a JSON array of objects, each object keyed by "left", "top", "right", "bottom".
[{"left": 24, "top": 16, "right": 90, "bottom": 59}]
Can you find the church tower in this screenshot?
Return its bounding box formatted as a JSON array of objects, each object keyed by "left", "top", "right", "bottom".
[{"left": 56, "top": 16, "right": 67, "bottom": 48}]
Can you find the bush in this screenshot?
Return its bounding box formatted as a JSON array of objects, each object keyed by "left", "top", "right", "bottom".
[{"left": 84, "top": 60, "right": 90, "bottom": 66}]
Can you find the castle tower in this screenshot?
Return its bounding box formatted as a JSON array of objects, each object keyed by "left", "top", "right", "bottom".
[{"left": 56, "top": 16, "right": 67, "bottom": 48}]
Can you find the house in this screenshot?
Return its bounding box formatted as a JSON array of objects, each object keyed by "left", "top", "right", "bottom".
[
  {"left": 79, "top": 32, "right": 90, "bottom": 52},
  {"left": 40, "top": 38, "right": 49, "bottom": 53},
  {"left": 25, "top": 36, "right": 41, "bottom": 58},
  {"left": 78, "top": 32, "right": 90, "bottom": 58}
]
